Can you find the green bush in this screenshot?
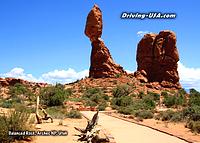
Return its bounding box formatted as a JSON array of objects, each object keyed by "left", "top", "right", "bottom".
[
  {"left": 163, "top": 96, "right": 176, "bottom": 107},
  {"left": 189, "top": 89, "right": 200, "bottom": 107},
  {"left": 40, "top": 84, "right": 71, "bottom": 106},
  {"left": 161, "top": 91, "right": 169, "bottom": 97},
  {"left": 9, "top": 83, "right": 28, "bottom": 97},
  {"left": 0, "top": 109, "right": 33, "bottom": 143},
  {"left": 186, "top": 121, "right": 200, "bottom": 133},
  {"left": 163, "top": 94, "right": 186, "bottom": 108},
  {"left": 46, "top": 106, "right": 67, "bottom": 119},
  {"left": 137, "top": 91, "right": 145, "bottom": 99},
  {"left": 112, "top": 84, "right": 131, "bottom": 98},
  {"left": 135, "top": 110, "right": 154, "bottom": 119},
  {"left": 82, "top": 88, "right": 109, "bottom": 108},
  {"left": 118, "top": 106, "right": 135, "bottom": 115},
  {"left": 111, "top": 96, "right": 133, "bottom": 107},
  {"left": 147, "top": 91, "right": 160, "bottom": 101},
  {"left": 98, "top": 102, "right": 108, "bottom": 111},
  {"left": 0, "top": 97, "right": 22, "bottom": 108},
  {"left": 156, "top": 110, "right": 183, "bottom": 122},
  {"left": 182, "top": 106, "right": 200, "bottom": 121},
  {"left": 142, "top": 96, "right": 156, "bottom": 109},
  {"left": 85, "top": 100, "right": 97, "bottom": 107},
  {"left": 66, "top": 110, "right": 82, "bottom": 119},
  {"left": 170, "top": 112, "right": 183, "bottom": 122}
]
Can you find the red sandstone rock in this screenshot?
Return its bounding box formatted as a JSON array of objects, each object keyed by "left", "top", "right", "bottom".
[
  {"left": 0, "top": 78, "right": 9, "bottom": 87},
  {"left": 85, "top": 5, "right": 126, "bottom": 78},
  {"left": 136, "top": 30, "right": 181, "bottom": 88},
  {"left": 85, "top": 4, "right": 102, "bottom": 42}
]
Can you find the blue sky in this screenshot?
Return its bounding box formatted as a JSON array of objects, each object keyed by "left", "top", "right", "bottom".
[{"left": 0, "top": 0, "right": 200, "bottom": 90}]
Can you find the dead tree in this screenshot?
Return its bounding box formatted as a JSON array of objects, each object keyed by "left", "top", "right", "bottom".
[
  {"left": 35, "top": 95, "right": 53, "bottom": 124},
  {"left": 40, "top": 106, "right": 53, "bottom": 123},
  {"left": 74, "top": 111, "right": 110, "bottom": 143}
]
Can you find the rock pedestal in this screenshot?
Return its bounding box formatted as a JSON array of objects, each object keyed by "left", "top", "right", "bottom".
[
  {"left": 136, "top": 30, "right": 181, "bottom": 88},
  {"left": 85, "top": 5, "right": 126, "bottom": 78}
]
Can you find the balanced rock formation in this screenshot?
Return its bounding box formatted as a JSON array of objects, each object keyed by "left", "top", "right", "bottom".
[
  {"left": 136, "top": 30, "right": 181, "bottom": 88},
  {"left": 85, "top": 4, "right": 126, "bottom": 78}
]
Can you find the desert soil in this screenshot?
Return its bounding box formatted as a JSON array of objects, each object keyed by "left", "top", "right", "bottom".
[
  {"left": 81, "top": 111, "right": 188, "bottom": 143},
  {"left": 31, "top": 118, "right": 87, "bottom": 143}
]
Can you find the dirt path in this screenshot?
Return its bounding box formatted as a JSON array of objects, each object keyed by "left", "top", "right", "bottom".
[{"left": 81, "top": 111, "right": 188, "bottom": 143}]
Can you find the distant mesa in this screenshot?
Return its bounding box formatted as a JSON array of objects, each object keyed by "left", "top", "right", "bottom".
[
  {"left": 135, "top": 30, "right": 181, "bottom": 88},
  {"left": 85, "top": 4, "right": 127, "bottom": 78},
  {"left": 0, "top": 77, "right": 48, "bottom": 88}
]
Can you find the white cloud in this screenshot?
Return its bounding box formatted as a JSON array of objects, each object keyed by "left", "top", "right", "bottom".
[
  {"left": 41, "top": 68, "right": 89, "bottom": 84},
  {"left": 125, "top": 69, "right": 134, "bottom": 74},
  {"left": 0, "top": 67, "right": 89, "bottom": 84},
  {"left": 0, "top": 67, "right": 38, "bottom": 82},
  {"left": 137, "top": 31, "right": 150, "bottom": 37},
  {"left": 178, "top": 62, "right": 200, "bottom": 91}
]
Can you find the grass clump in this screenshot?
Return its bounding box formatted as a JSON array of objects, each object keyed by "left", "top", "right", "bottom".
[
  {"left": 66, "top": 110, "right": 82, "bottom": 119},
  {"left": 0, "top": 108, "right": 33, "bottom": 143},
  {"left": 46, "top": 106, "right": 67, "bottom": 119}
]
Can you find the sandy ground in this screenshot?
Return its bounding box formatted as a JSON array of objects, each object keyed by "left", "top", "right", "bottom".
[
  {"left": 104, "top": 112, "right": 200, "bottom": 143},
  {"left": 81, "top": 111, "right": 188, "bottom": 143},
  {"left": 31, "top": 118, "right": 87, "bottom": 143}
]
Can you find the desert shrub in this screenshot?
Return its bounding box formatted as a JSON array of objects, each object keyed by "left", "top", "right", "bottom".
[
  {"left": 111, "top": 96, "right": 133, "bottom": 107},
  {"left": 178, "top": 88, "right": 187, "bottom": 96},
  {"left": 142, "top": 96, "right": 156, "bottom": 109},
  {"left": 66, "top": 110, "right": 82, "bottom": 119},
  {"left": 190, "top": 88, "right": 200, "bottom": 96},
  {"left": 176, "top": 94, "right": 187, "bottom": 106},
  {"left": 46, "top": 106, "right": 67, "bottom": 119},
  {"left": 0, "top": 109, "right": 33, "bottom": 143},
  {"left": 118, "top": 106, "right": 134, "bottom": 115},
  {"left": 112, "top": 93, "right": 155, "bottom": 116},
  {"left": 137, "top": 91, "right": 145, "bottom": 99},
  {"left": 83, "top": 88, "right": 109, "bottom": 108},
  {"left": 85, "top": 100, "right": 97, "bottom": 107},
  {"left": 163, "top": 95, "right": 176, "bottom": 107},
  {"left": 156, "top": 110, "right": 183, "bottom": 122},
  {"left": 135, "top": 110, "right": 154, "bottom": 119},
  {"left": 186, "top": 121, "right": 200, "bottom": 133},
  {"left": 189, "top": 89, "right": 200, "bottom": 107},
  {"left": 98, "top": 102, "right": 108, "bottom": 111},
  {"left": 83, "top": 88, "right": 103, "bottom": 98},
  {"left": 158, "top": 110, "right": 176, "bottom": 121},
  {"left": 147, "top": 91, "right": 160, "bottom": 101},
  {"left": 170, "top": 112, "right": 183, "bottom": 122},
  {"left": 163, "top": 93, "right": 186, "bottom": 108},
  {"left": 40, "top": 84, "right": 71, "bottom": 106},
  {"left": 182, "top": 106, "right": 200, "bottom": 121},
  {"left": 0, "top": 97, "right": 22, "bottom": 108},
  {"left": 112, "top": 84, "right": 131, "bottom": 98},
  {"left": 9, "top": 83, "right": 28, "bottom": 97},
  {"left": 161, "top": 91, "right": 169, "bottom": 97}
]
